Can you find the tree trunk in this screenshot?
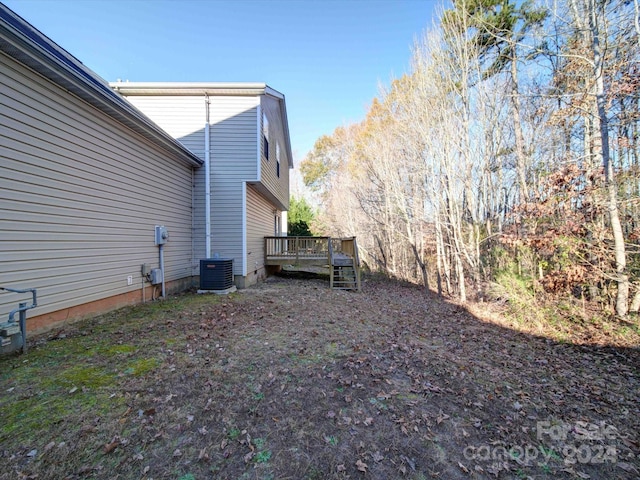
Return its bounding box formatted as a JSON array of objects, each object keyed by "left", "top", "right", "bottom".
[
  {"left": 435, "top": 214, "right": 445, "bottom": 296},
  {"left": 630, "top": 286, "right": 640, "bottom": 313},
  {"left": 510, "top": 53, "right": 529, "bottom": 203},
  {"left": 589, "top": 0, "right": 629, "bottom": 316}
]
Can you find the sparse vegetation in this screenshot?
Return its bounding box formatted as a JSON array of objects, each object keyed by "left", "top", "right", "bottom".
[{"left": 1, "top": 274, "right": 638, "bottom": 479}]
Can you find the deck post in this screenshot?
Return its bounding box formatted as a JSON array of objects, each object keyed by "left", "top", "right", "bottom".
[
  {"left": 352, "top": 236, "right": 361, "bottom": 291},
  {"left": 328, "top": 237, "right": 334, "bottom": 288}
]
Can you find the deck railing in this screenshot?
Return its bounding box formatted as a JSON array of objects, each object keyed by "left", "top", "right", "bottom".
[
  {"left": 265, "top": 236, "right": 361, "bottom": 290},
  {"left": 338, "top": 237, "right": 360, "bottom": 266},
  {"left": 264, "top": 236, "right": 331, "bottom": 265}
]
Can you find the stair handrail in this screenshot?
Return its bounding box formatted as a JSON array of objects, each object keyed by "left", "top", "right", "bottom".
[{"left": 347, "top": 237, "right": 360, "bottom": 266}]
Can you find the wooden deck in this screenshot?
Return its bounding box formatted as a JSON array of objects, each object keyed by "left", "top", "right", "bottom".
[{"left": 265, "top": 236, "right": 361, "bottom": 290}]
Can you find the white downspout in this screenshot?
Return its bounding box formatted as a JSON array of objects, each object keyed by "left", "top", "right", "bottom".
[
  {"left": 159, "top": 244, "right": 166, "bottom": 298},
  {"left": 205, "top": 94, "right": 212, "bottom": 258}
]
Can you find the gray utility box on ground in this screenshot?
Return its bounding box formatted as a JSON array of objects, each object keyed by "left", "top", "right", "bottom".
[{"left": 200, "top": 258, "right": 234, "bottom": 290}]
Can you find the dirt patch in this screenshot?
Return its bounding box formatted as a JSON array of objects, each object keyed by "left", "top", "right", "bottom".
[{"left": 1, "top": 275, "right": 639, "bottom": 479}]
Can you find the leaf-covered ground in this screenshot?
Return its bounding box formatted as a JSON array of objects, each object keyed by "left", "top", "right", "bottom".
[{"left": 1, "top": 273, "right": 639, "bottom": 479}]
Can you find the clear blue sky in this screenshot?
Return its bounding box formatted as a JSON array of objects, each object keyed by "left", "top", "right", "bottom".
[{"left": 4, "top": 0, "right": 442, "bottom": 161}]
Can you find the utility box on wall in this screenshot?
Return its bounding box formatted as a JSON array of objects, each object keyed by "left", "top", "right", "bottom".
[
  {"left": 150, "top": 268, "right": 163, "bottom": 285},
  {"left": 155, "top": 225, "right": 168, "bottom": 245},
  {"left": 200, "top": 258, "right": 234, "bottom": 291}
]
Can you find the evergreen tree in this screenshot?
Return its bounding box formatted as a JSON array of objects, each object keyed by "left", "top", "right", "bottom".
[{"left": 288, "top": 196, "right": 315, "bottom": 236}]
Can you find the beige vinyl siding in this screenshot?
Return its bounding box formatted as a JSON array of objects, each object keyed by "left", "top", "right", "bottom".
[
  {"left": 246, "top": 185, "right": 278, "bottom": 277},
  {"left": 121, "top": 96, "right": 206, "bottom": 274},
  {"left": 0, "top": 51, "right": 194, "bottom": 319},
  {"left": 125, "top": 94, "right": 260, "bottom": 277},
  {"left": 260, "top": 95, "right": 290, "bottom": 209},
  {"left": 210, "top": 97, "right": 259, "bottom": 276}
]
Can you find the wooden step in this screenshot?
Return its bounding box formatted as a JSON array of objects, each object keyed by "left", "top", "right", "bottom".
[{"left": 331, "top": 264, "right": 359, "bottom": 290}]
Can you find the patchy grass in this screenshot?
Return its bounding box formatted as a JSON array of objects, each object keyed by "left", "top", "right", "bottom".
[{"left": 1, "top": 275, "right": 639, "bottom": 479}]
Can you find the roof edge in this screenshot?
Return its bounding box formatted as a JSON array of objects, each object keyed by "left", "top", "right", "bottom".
[
  {"left": 111, "top": 82, "right": 270, "bottom": 96},
  {"left": 113, "top": 81, "right": 294, "bottom": 169},
  {"left": 0, "top": 5, "right": 203, "bottom": 168}
]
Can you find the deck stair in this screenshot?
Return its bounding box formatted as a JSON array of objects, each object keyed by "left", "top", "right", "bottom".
[
  {"left": 264, "top": 236, "right": 361, "bottom": 291},
  {"left": 329, "top": 238, "right": 360, "bottom": 290}
]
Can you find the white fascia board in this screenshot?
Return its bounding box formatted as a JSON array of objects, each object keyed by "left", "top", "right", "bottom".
[
  {"left": 111, "top": 82, "right": 268, "bottom": 97},
  {"left": 264, "top": 89, "right": 294, "bottom": 169}
]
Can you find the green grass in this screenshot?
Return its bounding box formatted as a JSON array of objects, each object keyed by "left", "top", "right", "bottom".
[
  {"left": 122, "top": 356, "right": 161, "bottom": 376},
  {"left": 0, "top": 293, "right": 221, "bottom": 447}
]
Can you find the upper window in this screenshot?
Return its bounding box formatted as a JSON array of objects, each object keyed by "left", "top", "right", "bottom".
[
  {"left": 262, "top": 112, "right": 269, "bottom": 161},
  {"left": 276, "top": 142, "right": 281, "bottom": 178}
]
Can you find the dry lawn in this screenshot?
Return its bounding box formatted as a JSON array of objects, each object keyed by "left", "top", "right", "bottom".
[{"left": 1, "top": 273, "right": 639, "bottom": 479}]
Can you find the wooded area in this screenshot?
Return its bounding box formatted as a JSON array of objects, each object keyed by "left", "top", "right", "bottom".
[{"left": 301, "top": 0, "right": 640, "bottom": 318}]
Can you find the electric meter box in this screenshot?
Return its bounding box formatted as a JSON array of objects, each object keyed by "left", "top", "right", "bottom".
[
  {"left": 155, "top": 225, "right": 168, "bottom": 245},
  {"left": 150, "top": 268, "right": 163, "bottom": 285}
]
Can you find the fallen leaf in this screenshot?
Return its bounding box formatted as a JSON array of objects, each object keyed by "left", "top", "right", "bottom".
[
  {"left": 436, "top": 411, "right": 450, "bottom": 424},
  {"left": 79, "top": 425, "right": 96, "bottom": 436},
  {"left": 198, "top": 447, "right": 209, "bottom": 461},
  {"left": 372, "top": 451, "right": 384, "bottom": 462},
  {"left": 356, "top": 459, "right": 368, "bottom": 472},
  {"left": 172, "top": 449, "right": 182, "bottom": 457},
  {"left": 68, "top": 387, "right": 78, "bottom": 394},
  {"left": 104, "top": 440, "right": 119, "bottom": 454}
]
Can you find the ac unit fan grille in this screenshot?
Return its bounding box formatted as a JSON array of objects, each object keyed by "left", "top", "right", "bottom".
[{"left": 200, "top": 258, "right": 234, "bottom": 290}]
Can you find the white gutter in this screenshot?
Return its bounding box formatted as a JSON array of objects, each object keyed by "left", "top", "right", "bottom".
[
  {"left": 111, "top": 82, "right": 268, "bottom": 97},
  {"left": 205, "top": 94, "right": 211, "bottom": 258}
]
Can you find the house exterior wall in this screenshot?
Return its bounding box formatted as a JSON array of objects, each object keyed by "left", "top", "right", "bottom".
[
  {"left": 0, "top": 51, "right": 195, "bottom": 327},
  {"left": 210, "top": 96, "right": 260, "bottom": 279},
  {"left": 123, "top": 94, "right": 264, "bottom": 281},
  {"left": 121, "top": 95, "right": 206, "bottom": 276},
  {"left": 260, "top": 95, "right": 290, "bottom": 210},
  {"left": 245, "top": 184, "right": 279, "bottom": 285}
]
